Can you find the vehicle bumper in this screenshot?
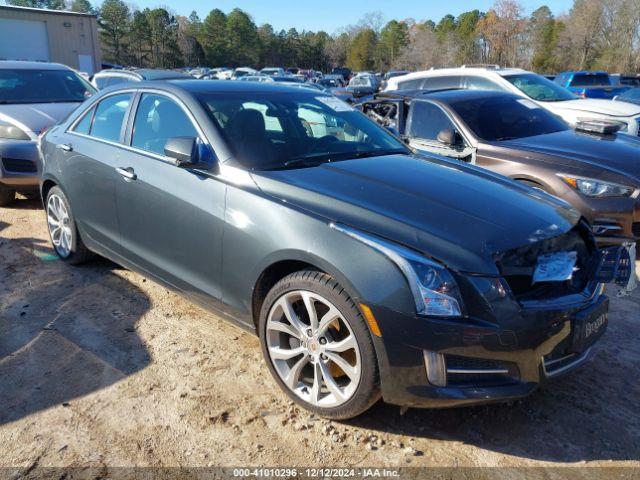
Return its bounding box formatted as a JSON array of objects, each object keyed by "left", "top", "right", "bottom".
[
  {"left": 368, "top": 292, "right": 608, "bottom": 408},
  {"left": 0, "top": 139, "right": 40, "bottom": 190}
]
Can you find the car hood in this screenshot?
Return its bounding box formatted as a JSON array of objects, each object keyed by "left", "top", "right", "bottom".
[
  {"left": 0, "top": 102, "right": 80, "bottom": 138},
  {"left": 498, "top": 130, "right": 640, "bottom": 183},
  {"left": 251, "top": 154, "right": 580, "bottom": 275},
  {"left": 545, "top": 98, "right": 640, "bottom": 117}
]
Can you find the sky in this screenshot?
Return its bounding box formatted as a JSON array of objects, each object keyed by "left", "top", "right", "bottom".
[{"left": 132, "top": 0, "right": 574, "bottom": 33}]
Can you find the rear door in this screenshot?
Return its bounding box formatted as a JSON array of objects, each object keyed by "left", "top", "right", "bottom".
[
  {"left": 114, "top": 91, "right": 226, "bottom": 303},
  {"left": 405, "top": 99, "right": 476, "bottom": 162},
  {"left": 63, "top": 92, "right": 134, "bottom": 254}
]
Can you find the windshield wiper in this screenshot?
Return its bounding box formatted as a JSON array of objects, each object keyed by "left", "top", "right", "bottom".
[{"left": 278, "top": 148, "right": 409, "bottom": 170}]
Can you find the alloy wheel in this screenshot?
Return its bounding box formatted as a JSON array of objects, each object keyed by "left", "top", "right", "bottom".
[
  {"left": 47, "top": 194, "right": 73, "bottom": 258},
  {"left": 266, "top": 290, "right": 362, "bottom": 408}
]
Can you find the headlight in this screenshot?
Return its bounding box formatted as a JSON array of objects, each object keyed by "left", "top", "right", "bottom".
[
  {"left": 330, "top": 223, "right": 463, "bottom": 317},
  {"left": 0, "top": 121, "right": 30, "bottom": 140},
  {"left": 557, "top": 174, "right": 635, "bottom": 198}
]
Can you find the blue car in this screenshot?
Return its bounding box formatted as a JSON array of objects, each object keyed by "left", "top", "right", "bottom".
[{"left": 554, "top": 71, "right": 630, "bottom": 99}]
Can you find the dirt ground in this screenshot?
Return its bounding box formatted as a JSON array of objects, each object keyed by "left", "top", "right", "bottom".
[{"left": 1, "top": 196, "right": 639, "bottom": 475}]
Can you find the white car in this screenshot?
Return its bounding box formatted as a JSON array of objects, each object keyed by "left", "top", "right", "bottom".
[
  {"left": 216, "top": 69, "right": 234, "bottom": 80},
  {"left": 384, "top": 67, "right": 640, "bottom": 135},
  {"left": 260, "top": 67, "right": 286, "bottom": 77},
  {"left": 232, "top": 67, "right": 258, "bottom": 80}
]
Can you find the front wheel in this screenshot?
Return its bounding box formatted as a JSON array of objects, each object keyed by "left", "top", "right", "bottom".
[
  {"left": 259, "top": 271, "right": 380, "bottom": 419},
  {"left": 46, "top": 186, "right": 94, "bottom": 264}
]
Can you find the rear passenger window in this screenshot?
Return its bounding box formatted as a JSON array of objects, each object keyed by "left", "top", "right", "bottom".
[
  {"left": 105, "top": 76, "right": 129, "bottom": 87},
  {"left": 463, "top": 76, "right": 506, "bottom": 91},
  {"left": 90, "top": 93, "right": 132, "bottom": 142},
  {"left": 420, "top": 76, "right": 462, "bottom": 90},
  {"left": 131, "top": 94, "right": 199, "bottom": 155},
  {"left": 398, "top": 76, "right": 462, "bottom": 91},
  {"left": 73, "top": 106, "right": 95, "bottom": 134}
]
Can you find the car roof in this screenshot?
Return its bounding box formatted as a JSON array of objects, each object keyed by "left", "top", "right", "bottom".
[
  {"left": 134, "top": 69, "right": 190, "bottom": 80},
  {"left": 0, "top": 60, "right": 72, "bottom": 71},
  {"left": 382, "top": 88, "right": 518, "bottom": 103},
  {"left": 120, "top": 79, "right": 328, "bottom": 95},
  {"left": 560, "top": 70, "right": 608, "bottom": 75},
  {"left": 390, "top": 67, "right": 526, "bottom": 81}
]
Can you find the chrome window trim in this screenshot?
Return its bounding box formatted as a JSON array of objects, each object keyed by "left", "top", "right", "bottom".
[
  {"left": 67, "top": 88, "right": 138, "bottom": 132},
  {"left": 66, "top": 87, "right": 215, "bottom": 166}
]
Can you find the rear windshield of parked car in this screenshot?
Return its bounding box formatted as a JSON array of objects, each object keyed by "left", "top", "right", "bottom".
[
  {"left": 503, "top": 73, "right": 576, "bottom": 102},
  {"left": 0, "top": 69, "right": 95, "bottom": 104},
  {"left": 570, "top": 74, "right": 611, "bottom": 87},
  {"left": 197, "top": 91, "right": 408, "bottom": 170},
  {"left": 448, "top": 94, "right": 569, "bottom": 141}
]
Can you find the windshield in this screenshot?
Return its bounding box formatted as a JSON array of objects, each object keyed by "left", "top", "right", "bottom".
[
  {"left": 619, "top": 88, "right": 640, "bottom": 101},
  {"left": 449, "top": 94, "right": 569, "bottom": 141},
  {"left": 349, "top": 77, "right": 373, "bottom": 87},
  {"left": 198, "top": 92, "right": 409, "bottom": 170},
  {"left": 319, "top": 79, "right": 341, "bottom": 88},
  {"left": 503, "top": 73, "right": 576, "bottom": 102},
  {"left": 0, "top": 69, "right": 95, "bottom": 104}
]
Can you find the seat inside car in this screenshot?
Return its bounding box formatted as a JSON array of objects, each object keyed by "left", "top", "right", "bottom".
[{"left": 229, "top": 108, "right": 277, "bottom": 167}]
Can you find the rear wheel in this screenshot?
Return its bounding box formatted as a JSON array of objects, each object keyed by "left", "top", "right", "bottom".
[
  {"left": 46, "top": 186, "right": 94, "bottom": 264},
  {"left": 0, "top": 184, "right": 15, "bottom": 206},
  {"left": 259, "top": 270, "right": 380, "bottom": 419}
]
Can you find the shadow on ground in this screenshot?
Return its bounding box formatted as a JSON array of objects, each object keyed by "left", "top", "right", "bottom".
[{"left": 0, "top": 217, "right": 151, "bottom": 425}]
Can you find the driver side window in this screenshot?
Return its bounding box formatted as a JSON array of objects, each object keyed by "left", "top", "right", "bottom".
[
  {"left": 131, "top": 94, "right": 199, "bottom": 156},
  {"left": 407, "top": 101, "right": 455, "bottom": 143}
]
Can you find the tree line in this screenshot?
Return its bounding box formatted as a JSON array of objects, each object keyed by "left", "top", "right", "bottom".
[{"left": 5, "top": 0, "right": 640, "bottom": 74}]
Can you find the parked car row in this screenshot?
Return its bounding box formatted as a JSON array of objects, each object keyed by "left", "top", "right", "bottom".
[
  {"left": 360, "top": 89, "right": 640, "bottom": 246},
  {"left": 0, "top": 60, "right": 637, "bottom": 420},
  {"left": 384, "top": 66, "right": 640, "bottom": 135}
]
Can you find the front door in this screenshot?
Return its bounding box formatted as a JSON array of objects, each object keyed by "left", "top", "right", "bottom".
[
  {"left": 114, "top": 92, "right": 226, "bottom": 303},
  {"left": 405, "top": 99, "right": 476, "bottom": 163}
]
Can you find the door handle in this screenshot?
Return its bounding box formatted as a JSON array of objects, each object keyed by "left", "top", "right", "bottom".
[
  {"left": 57, "top": 143, "right": 73, "bottom": 152},
  {"left": 115, "top": 167, "right": 137, "bottom": 180}
]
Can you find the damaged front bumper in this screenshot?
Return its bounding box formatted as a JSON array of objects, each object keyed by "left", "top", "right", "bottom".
[{"left": 369, "top": 230, "right": 629, "bottom": 408}]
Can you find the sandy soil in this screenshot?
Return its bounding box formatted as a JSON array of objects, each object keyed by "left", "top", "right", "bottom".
[{"left": 1, "top": 196, "right": 639, "bottom": 474}]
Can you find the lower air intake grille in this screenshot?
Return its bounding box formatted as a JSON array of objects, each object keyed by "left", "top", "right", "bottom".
[
  {"left": 2, "top": 158, "right": 37, "bottom": 173},
  {"left": 444, "top": 354, "right": 520, "bottom": 387}
]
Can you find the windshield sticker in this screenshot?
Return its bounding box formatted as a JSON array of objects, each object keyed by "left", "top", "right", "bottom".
[
  {"left": 517, "top": 98, "right": 540, "bottom": 110},
  {"left": 316, "top": 96, "right": 354, "bottom": 112}
]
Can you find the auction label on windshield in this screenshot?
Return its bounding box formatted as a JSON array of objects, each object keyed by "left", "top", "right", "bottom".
[
  {"left": 316, "top": 96, "right": 354, "bottom": 111},
  {"left": 533, "top": 251, "right": 577, "bottom": 284}
]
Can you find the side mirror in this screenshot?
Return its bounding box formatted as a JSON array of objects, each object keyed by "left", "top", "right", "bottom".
[
  {"left": 437, "top": 128, "right": 461, "bottom": 147},
  {"left": 164, "top": 136, "right": 215, "bottom": 169}
]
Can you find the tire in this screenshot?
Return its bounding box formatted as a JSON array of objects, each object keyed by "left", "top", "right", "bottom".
[
  {"left": 45, "top": 186, "right": 94, "bottom": 264},
  {"left": 0, "top": 184, "right": 15, "bottom": 206},
  {"left": 259, "top": 270, "right": 380, "bottom": 419}
]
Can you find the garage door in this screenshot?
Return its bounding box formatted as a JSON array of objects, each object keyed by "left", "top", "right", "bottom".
[{"left": 0, "top": 18, "right": 50, "bottom": 62}]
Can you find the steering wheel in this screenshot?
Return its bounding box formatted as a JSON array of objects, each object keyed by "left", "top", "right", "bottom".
[{"left": 308, "top": 135, "right": 339, "bottom": 153}]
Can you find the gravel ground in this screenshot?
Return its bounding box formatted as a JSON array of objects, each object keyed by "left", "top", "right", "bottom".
[{"left": 1, "top": 196, "right": 639, "bottom": 475}]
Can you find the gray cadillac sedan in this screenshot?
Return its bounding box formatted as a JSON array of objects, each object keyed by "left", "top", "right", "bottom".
[
  {"left": 0, "top": 61, "right": 95, "bottom": 205},
  {"left": 40, "top": 81, "right": 627, "bottom": 418}
]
